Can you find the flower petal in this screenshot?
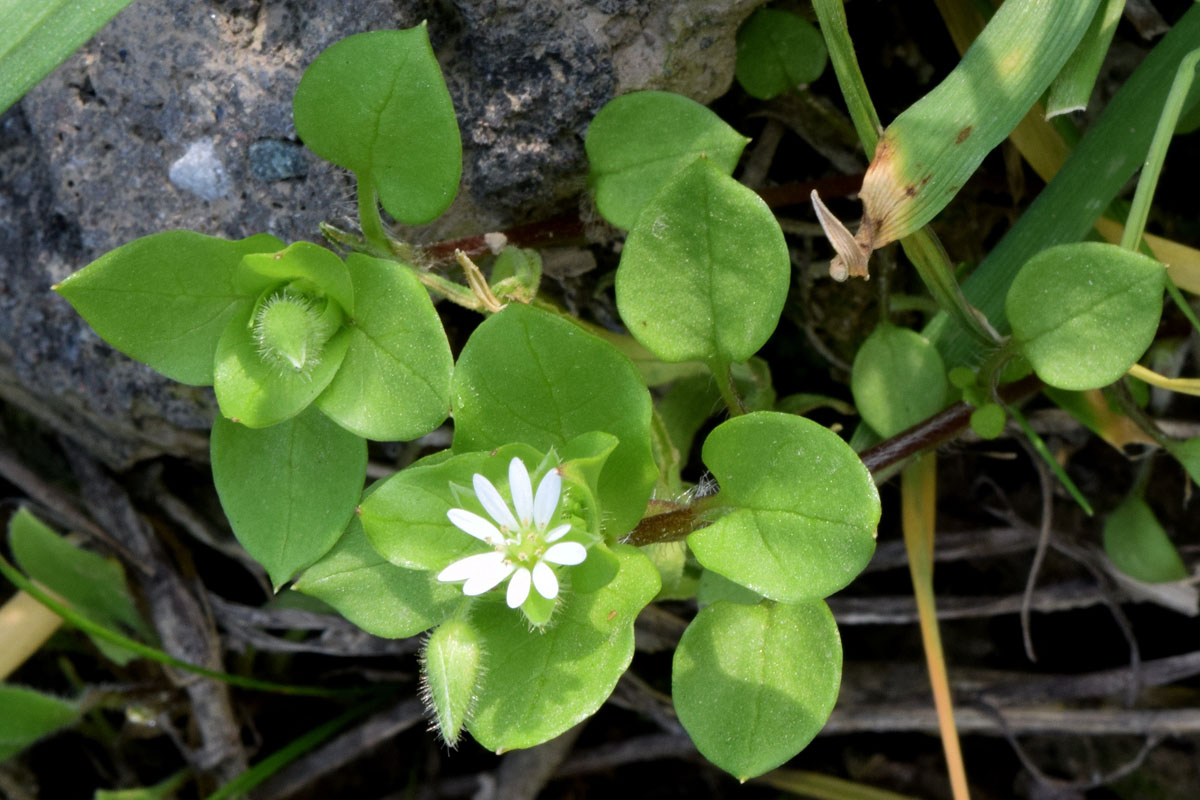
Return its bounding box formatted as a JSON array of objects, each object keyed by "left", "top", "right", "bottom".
[
  {"left": 544, "top": 541, "right": 586, "bottom": 566},
  {"left": 509, "top": 458, "right": 533, "bottom": 525},
  {"left": 507, "top": 566, "right": 532, "bottom": 608},
  {"left": 544, "top": 523, "right": 571, "bottom": 543},
  {"left": 473, "top": 473, "right": 518, "bottom": 531},
  {"left": 437, "top": 551, "right": 506, "bottom": 583},
  {"left": 533, "top": 469, "right": 562, "bottom": 528},
  {"left": 446, "top": 508, "right": 504, "bottom": 545},
  {"left": 532, "top": 561, "right": 559, "bottom": 600},
  {"left": 462, "top": 556, "right": 517, "bottom": 596}
]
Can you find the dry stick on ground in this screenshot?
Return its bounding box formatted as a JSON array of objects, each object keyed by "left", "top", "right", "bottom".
[{"left": 62, "top": 442, "right": 248, "bottom": 786}]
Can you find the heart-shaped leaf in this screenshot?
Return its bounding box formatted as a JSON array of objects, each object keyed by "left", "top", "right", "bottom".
[
  {"left": 616, "top": 157, "right": 789, "bottom": 364},
  {"left": 688, "top": 412, "right": 879, "bottom": 602},
  {"left": 673, "top": 599, "right": 841, "bottom": 780},
  {"left": 586, "top": 91, "right": 748, "bottom": 230},
  {"left": 467, "top": 544, "right": 660, "bottom": 752},
  {"left": 54, "top": 231, "right": 283, "bottom": 385},
  {"left": 1007, "top": 242, "right": 1165, "bottom": 390},
  {"left": 451, "top": 304, "right": 656, "bottom": 538},
  {"left": 315, "top": 254, "right": 453, "bottom": 441},
  {"left": 211, "top": 406, "right": 366, "bottom": 588},
  {"left": 293, "top": 26, "right": 461, "bottom": 225},
  {"left": 735, "top": 8, "right": 828, "bottom": 100}
]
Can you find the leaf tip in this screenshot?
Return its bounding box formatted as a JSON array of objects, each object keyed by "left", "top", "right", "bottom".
[{"left": 810, "top": 190, "right": 872, "bottom": 281}]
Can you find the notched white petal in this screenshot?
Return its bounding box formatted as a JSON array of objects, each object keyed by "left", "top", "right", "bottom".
[
  {"left": 509, "top": 457, "right": 534, "bottom": 524},
  {"left": 461, "top": 555, "right": 516, "bottom": 596},
  {"left": 532, "top": 561, "right": 559, "bottom": 600},
  {"left": 507, "top": 566, "right": 532, "bottom": 608},
  {"left": 437, "top": 551, "right": 505, "bottom": 583},
  {"left": 446, "top": 508, "right": 504, "bottom": 545},
  {"left": 544, "top": 541, "right": 586, "bottom": 566},
  {"left": 533, "top": 470, "right": 562, "bottom": 528},
  {"left": 473, "top": 473, "right": 518, "bottom": 530},
  {"left": 544, "top": 523, "right": 571, "bottom": 543}
]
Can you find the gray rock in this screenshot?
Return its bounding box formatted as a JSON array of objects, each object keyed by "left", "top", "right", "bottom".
[
  {"left": 169, "top": 138, "right": 232, "bottom": 200},
  {"left": 248, "top": 138, "right": 307, "bottom": 182},
  {"left": 0, "top": 0, "right": 759, "bottom": 467}
]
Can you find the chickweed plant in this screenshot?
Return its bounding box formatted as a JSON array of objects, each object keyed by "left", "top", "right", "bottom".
[{"left": 6, "top": 1, "right": 1200, "bottom": 794}]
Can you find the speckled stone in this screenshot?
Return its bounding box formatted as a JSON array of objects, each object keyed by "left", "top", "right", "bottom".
[{"left": 0, "top": 0, "right": 757, "bottom": 467}]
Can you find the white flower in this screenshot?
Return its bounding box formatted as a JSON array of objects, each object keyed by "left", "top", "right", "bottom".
[{"left": 437, "top": 457, "right": 587, "bottom": 608}]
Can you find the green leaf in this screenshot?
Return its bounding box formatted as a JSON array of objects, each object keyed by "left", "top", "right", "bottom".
[
  {"left": 735, "top": 8, "right": 828, "bottom": 100},
  {"left": 292, "top": 516, "right": 459, "bottom": 639},
  {"left": 586, "top": 90, "right": 749, "bottom": 230},
  {"left": 423, "top": 618, "right": 483, "bottom": 745},
  {"left": 1166, "top": 437, "right": 1200, "bottom": 486},
  {"left": 213, "top": 304, "right": 350, "bottom": 428},
  {"left": 0, "top": 0, "right": 132, "bottom": 117},
  {"left": 8, "top": 508, "right": 150, "bottom": 665},
  {"left": 315, "top": 255, "right": 453, "bottom": 441},
  {"left": 1103, "top": 496, "right": 1188, "bottom": 583},
  {"left": 616, "top": 157, "right": 789, "bottom": 364},
  {"left": 0, "top": 684, "right": 79, "bottom": 760},
  {"left": 54, "top": 231, "right": 284, "bottom": 385},
  {"left": 688, "top": 412, "right": 879, "bottom": 602},
  {"left": 451, "top": 304, "right": 657, "bottom": 538},
  {"left": 236, "top": 241, "right": 355, "bottom": 316},
  {"left": 467, "top": 544, "right": 660, "bottom": 752},
  {"left": 1006, "top": 242, "right": 1165, "bottom": 391},
  {"left": 696, "top": 569, "right": 761, "bottom": 607},
  {"left": 211, "top": 406, "right": 366, "bottom": 588},
  {"left": 672, "top": 600, "right": 841, "bottom": 781},
  {"left": 293, "top": 26, "right": 461, "bottom": 225},
  {"left": 851, "top": 323, "right": 949, "bottom": 438},
  {"left": 969, "top": 403, "right": 1007, "bottom": 440}
]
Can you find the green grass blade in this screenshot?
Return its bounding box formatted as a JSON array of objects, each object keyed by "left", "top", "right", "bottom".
[
  {"left": 930, "top": 6, "right": 1200, "bottom": 367},
  {"left": 1045, "top": 0, "right": 1125, "bottom": 118},
  {"left": 0, "top": 0, "right": 134, "bottom": 116}
]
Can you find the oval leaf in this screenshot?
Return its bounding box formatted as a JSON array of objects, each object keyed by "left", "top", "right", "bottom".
[
  {"left": 315, "top": 255, "right": 453, "bottom": 441},
  {"left": 467, "top": 544, "right": 660, "bottom": 752},
  {"left": 616, "top": 157, "right": 789, "bottom": 364},
  {"left": 1103, "top": 496, "right": 1188, "bottom": 583},
  {"left": 0, "top": 685, "right": 79, "bottom": 760},
  {"left": 688, "top": 412, "right": 879, "bottom": 602},
  {"left": 851, "top": 323, "right": 949, "bottom": 438},
  {"left": 451, "top": 304, "right": 656, "bottom": 538},
  {"left": 211, "top": 406, "right": 366, "bottom": 588},
  {"left": 54, "top": 231, "right": 283, "bottom": 385},
  {"left": 586, "top": 90, "right": 749, "bottom": 230},
  {"left": 1006, "top": 242, "right": 1165, "bottom": 390},
  {"left": 735, "top": 8, "right": 828, "bottom": 100},
  {"left": 292, "top": 516, "right": 459, "bottom": 639},
  {"left": 293, "top": 26, "right": 461, "bottom": 225},
  {"left": 673, "top": 599, "right": 841, "bottom": 781},
  {"left": 9, "top": 508, "right": 150, "bottom": 664}
]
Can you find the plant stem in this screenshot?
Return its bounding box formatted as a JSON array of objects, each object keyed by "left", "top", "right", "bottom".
[
  {"left": 0, "top": 554, "right": 372, "bottom": 698},
  {"left": 356, "top": 175, "right": 391, "bottom": 255},
  {"left": 901, "top": 453, "right": 971, "bottom": 800},
  {"left": 710, "top": 358, "right": 746, "bottom": 417}
]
